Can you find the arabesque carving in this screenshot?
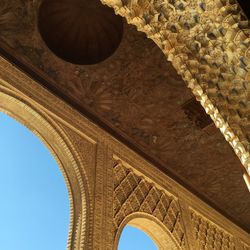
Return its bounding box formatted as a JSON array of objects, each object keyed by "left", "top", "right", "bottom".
[
  {"left": 0, "top": 81, "right": 91, "bottom": 249},
  {"left": 0, "top": 53, "right": 249, "bottom": 249},
  {"left": 191, "top": 210, "right": 237, "bottom": 250},
  {"left": 0, "top": 0, "right": 249, "bottom": 229},
  {"left": 101, "top": 0, "right": 250, "bottom": 177},
  {"left": 1, "top": 3, "right": 250, "bottom": 243},
  {"left": 113, "top": 162, "right": 186, "bottom": 248}
]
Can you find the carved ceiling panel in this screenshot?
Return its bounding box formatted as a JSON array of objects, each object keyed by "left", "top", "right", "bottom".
[{"left": 0, "top": 0, "right": 249, "bottom": 231}]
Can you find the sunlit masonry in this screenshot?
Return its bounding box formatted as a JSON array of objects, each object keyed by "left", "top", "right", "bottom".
[
  {"left": 0, "top": 0, "right": 249, "bottom": 249},
  {"left": 0, "top": 112, "right": 157, "bottom": 249}
]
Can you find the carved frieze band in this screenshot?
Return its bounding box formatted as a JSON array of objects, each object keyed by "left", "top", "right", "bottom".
[
  {"left": 113, "top": 163, "right": 186, "bottom": 247},
  {"left": 190, "top": 209, "right": 250, "bottom": 250},
  {"left": 101, "top": 0, "right": 250, "bottom": 175}
]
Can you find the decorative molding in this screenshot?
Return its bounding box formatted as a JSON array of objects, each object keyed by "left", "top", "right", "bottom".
[
  {"left": 191, "top": 209, "right": 237, "bottom": 250},
  {"left": 0, "top": 53, "right": 249, "bottom": 249},
  {"left": 0, "top": 0, "right": 249, "bottom": 229},
  {"left": 100, "top": 0, "right": 250, "bottom": 180},
  {"left": 113, "top": 162, "right": 186, "bottom": 248},
  {"left": 58, "top": 124, "right": 97, "bottom": 192},
  {"left": 0, "top": 79, "right": 92, "bottom": 249}
]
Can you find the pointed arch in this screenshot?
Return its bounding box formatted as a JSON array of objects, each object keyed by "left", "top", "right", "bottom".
[
  {"left": 115, "top": 212, "right": 183, "bottom": 250},
  {"left": 0, "top": 80, "right": 90, "bottom": 249}
]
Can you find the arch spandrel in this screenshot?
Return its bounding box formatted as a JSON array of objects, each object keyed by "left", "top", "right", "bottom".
[
  {"left": 0, "top": 81, "right": 91, "bottom": 250},
  {"left": 1, "top": 0, "right": 247, "bottom": 234},
  {"left": 100, "top": 0, "right": 250, "bottom": 180},
  {"left": 0, "top": 14, "right": 250, "bottom": 247},
  {"left": 113, "top": 162, "right": 186, "bottom": 249},
  {"left": 190, "top": 209, "right": 237, "bottom": 250},
  {"left": 115, "top": 212, "right": 183, "bottom": 250},
  {"left": 0, "top": 58, "right": 250, "bottom": 249}
]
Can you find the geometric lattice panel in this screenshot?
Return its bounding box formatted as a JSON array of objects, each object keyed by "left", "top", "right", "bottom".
[
  {"left": 113, "top": 163, "right": 186, "bottom": 247},
  {"left": 191, "top": 210, "right": 238, "bottom": 250}
]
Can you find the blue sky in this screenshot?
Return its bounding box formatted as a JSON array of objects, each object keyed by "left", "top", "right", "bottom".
[
  {"left": 0, "top": 112, "right": 69, "bottom": 250},
  {"left": 0, "top": 112, "right": 157, "bottom": 250},
  {"left": 119, "top": 226, "right": 157, "bottom": 250}
]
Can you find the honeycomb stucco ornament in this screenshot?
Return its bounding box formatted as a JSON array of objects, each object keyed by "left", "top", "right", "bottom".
[
  {"left": 0, "top": 0, "right": 249, "bottom": 229},
  {"left": 0, "top": 56, "right": 249, "bottom": 249},
  {"left": 100, "top": 0, "right": 250, "bottom": 177}
]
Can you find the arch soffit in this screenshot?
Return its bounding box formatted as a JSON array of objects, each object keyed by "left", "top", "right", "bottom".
[
  {"left": 0, "top": 80, "right": 91, "bottom": 250},
  {"left": 100, "top": 0, "right": 250, "bottom": 176},
  {"left": 115, "top": 212, "right": 183, "bottom": 250}
]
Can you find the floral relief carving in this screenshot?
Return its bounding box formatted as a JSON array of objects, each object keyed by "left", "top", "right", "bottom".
[
  {"left": 0, "top": 42, "right": 250, "bottom": 249},
  {"left": 0, "top": 0, "right": 250, "bottom": 232},
  {"left": 68, "top": 79, "right": 113, "bottom": 113},
  {"left": 113, "top": 162, "right": 186, "bottom": 247}
]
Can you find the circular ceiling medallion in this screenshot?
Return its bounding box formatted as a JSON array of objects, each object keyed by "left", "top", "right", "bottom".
[{"left": 38, "top": 0, "right": 123, "bottom": 65}]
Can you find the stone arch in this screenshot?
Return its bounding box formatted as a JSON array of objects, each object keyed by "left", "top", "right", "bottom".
[
  {"left": 113, "top": 162, "right": 186, "bottom": 249},
  {"left": 0, "top": 80, "right": 90, "bottom": 249},
  {"left": 115, "top": 212, "right": 182, "bottom": 250}
]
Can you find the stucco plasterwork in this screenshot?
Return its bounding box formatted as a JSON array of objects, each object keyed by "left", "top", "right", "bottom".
[
  {"left": 115, "top": 213, "right": 182, "bottom": 250},
  {"left": 0, "top": 0, "right": 249, "bottom": 230},
  {"left": 113, "top": 161, "right": 186, "bottom": 248},
  {"left": 0, "top": 82, "right": 91, "bottom": 249},
  {"left": 191, "top": 209, "right": 237, "bottom": 249},
  {"left": 100, "top": 0, "right": 250, "bottom": 177},
  {"left": 0, "top": 57, "right": 249, "bottom": 248}
]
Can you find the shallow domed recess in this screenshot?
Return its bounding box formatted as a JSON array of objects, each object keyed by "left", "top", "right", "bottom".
[{"left": 38, "top": 0, "right": 124, "bottom": 65}]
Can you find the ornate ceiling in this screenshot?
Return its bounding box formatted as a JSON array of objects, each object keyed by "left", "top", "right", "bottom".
[{"left": 0, "top": 0, "right": 249, "bottom": 232}]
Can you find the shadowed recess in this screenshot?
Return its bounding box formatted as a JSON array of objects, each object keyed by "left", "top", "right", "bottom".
[
  {"left": 0, "top": 112, "right": 70, "bottom": 250},
  {"left": 38, "top": 0, "right": 123, "bottom": 65},
  {"left": 0, "top": 0, "right": 249, "bottom": 232},
  {"left": 118, "top": 226, "right": 158, "bottom": 250},
  {"left": 237, "top": 0, "right": 250, "bottom": 19}
]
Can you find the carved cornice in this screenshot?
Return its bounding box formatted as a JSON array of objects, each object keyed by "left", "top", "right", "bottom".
[
  {"left": 101, "top": 0, "right": 250, "bottom": 177},
  {"left": 0, "top": 53, "right": 249, "bottom": 248},
  {"left": 0, "top": 0, "right": 249, "bottom": 229}
]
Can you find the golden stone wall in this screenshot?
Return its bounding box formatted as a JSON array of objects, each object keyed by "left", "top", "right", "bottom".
[
  {"left": 100, "top": 0, "right": 250, "bottom": 183},
  {"left": 191, "top": 210, "right": 236, "bottom": 249},
  {"left": 0, "top": 56, "right": 249, "bottom": 249},
  {"left": 113, "top": 162, "right": 185, "bottom": 248}
]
